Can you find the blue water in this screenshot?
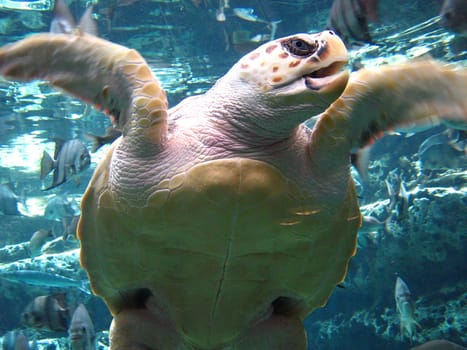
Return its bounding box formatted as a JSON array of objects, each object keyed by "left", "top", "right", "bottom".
[{"left": 0, "top": 0, "right": 465, "bottom": 349}]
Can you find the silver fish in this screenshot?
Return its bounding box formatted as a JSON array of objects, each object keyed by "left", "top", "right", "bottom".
[
  {"left": 362, "top": 215, "right": 385, "bottom": 227},
  {"left": 22, "top": 294, "right": 69, "bottom": 332},
  {"left": 420, "top": 143, "right": 466, "bottom": 171},
  {"left": 419, "top": 130, "right": 454, "bottom": 155},
  {"left": 440, "top": 0, "right": 467, "bottom": 35},
  {"left": 69, "top": 304, "right": 96, "bottom": 350},
  {"left": 216, "top": 6, "right": 226, "bottom": 22},
  {"left": 0, "top": 183, "right": 21, "bottom": 215},
  {"left": 40, "top": 139, "right": 91, "bottom": 191},
  {"left": 28, "top": 229, "right": 54, "bottom": 259},
  {"left": 44, "top": 195, "right": 80, "bottom": 238},
  {"left": 0, "top": 270, "right": 90, "bottom": 294},
  {"left": 50, "top": 0, "right": 98, "bottom": 36},
  {"left": 44, "top": 195, "right": 80, "bottom": 222},
  {"left": 327, "top": 0, "right": 378, "bottom": 45},
  {"left": 395, "top": 276, "right": 421, "bottom": 340},
  {"left": 357, "top": 215, "right": 385, "bottom": 247},
  {"left": 419, "top": 129, "right": 466, "bottom": 155},
  {"left": 385, "top": 174, "right": 409, "bottom": 220},
  {"left": 233, "top": 7, "right": 269, "bottom": 24},
  {"left": 2, "top": 331, "right": 30, "bottom": 350}
]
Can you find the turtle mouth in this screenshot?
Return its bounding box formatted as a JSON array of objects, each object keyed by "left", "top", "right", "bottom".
[{"left": 304, "top": 60, "right": 348, "bottom": 90}]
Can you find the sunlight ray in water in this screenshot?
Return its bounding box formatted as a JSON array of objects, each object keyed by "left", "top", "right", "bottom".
[{"left": 0, "top": 133, "right": 50, "bottom": 172}]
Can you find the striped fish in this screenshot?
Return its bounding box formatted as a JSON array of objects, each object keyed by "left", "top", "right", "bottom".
[
  {"left": 395, "top": 276, "right": 421, "bottom": 340},
  {"left": 439, "top": 0, "right": 467, "bottom": 35},
  {"left": 21, "top": 294, "right": 70, "bottom": 332},
  {"left": 327, "top": 0, "right": 378, "bottom": 45},
  {"left": 40, "top": 138, "right": 91, "bottom": 190},
  {"left": 50, "top": 0, "right": 98, "bottom": 36}
]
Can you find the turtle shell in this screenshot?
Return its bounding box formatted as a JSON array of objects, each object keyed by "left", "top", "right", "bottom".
[{"left": 79, "top": 152, "right": 360, "bottom": 348}]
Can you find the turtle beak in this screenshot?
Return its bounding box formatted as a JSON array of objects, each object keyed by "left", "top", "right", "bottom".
[
  {"left": 304, "top": 63, "right": 349, "bottom": 92},
  {"left": 303, "top": 31, "right": 349, "bottom": 92}
]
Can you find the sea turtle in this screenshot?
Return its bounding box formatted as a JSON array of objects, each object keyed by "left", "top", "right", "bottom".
[{"left": 0, "top": 31, "right": 466, "bottom": 349}]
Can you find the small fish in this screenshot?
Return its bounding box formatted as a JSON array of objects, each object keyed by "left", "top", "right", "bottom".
[
  {"left": 358, "top": 215, "right": 385, "bottom": 247},
  {"left": 362, "top": 215, "right": 385, "bottom": 227},
  {"left": 419, "top": 128, "right": 466, "bottom": 154},
  {"left": 21, "top": 294, "right": 69, "bottom": 332},
  {"left": 419, "top": 128, "right": 466, "bottom": 156},
  {"left": 40, "top": 139, "right": 91, "bottom": 191},
  {"left": 68, "top": 304, "right": 96, "bottom": 350},
  {"left": 397, "top": 180, "right": 409, "bottom": 220},
  {"left": 233, "top": 7, "right": 269, "bottom": 24},
  {"left": 420, "top": 143, "right": 466, "bottom": 171},
  {"left": 327, "top": 0, "right": 378, "bottom": 45},
  {"left": 60, "top": 214, "right": 80, "bottom": 241},
  {"left": 44, "top": 195, "right": 80, "bottom": 222},
  {"left": 439, "top": 0, "right": 467, "bottom": 35},
  {"left": 395, "top": 276, "right": 421, "bottom": 340},
  {"left": 419, "top": 130, "right": 454, "bottom": 155},
  {"left": 85, "top": 126, "right": 122, "bottom": 152},
  {"left": 0, "top": 270, "right": 90, "bottom": 294},
  {"left": 0, "top": 183, "right": 21, "bottom": 215},
  {"left": 231, "top": 7, "right": 281, "bottom": 48},
  {"left": 41, "top": 235, "right": 80, "bottom": 255},
  {"left": 44, "top": 195, "right": 80, "bottom": 238},
  {"left": 28, "top": 229, "right": 54, "bottom": 259},
  {"left": 2, "top": 331, "right": 30, "bottom": 350},
  {"left": 216, "top": 5, "right": 226, "bottom": 22},
  {"left": 249, "top": 33, "right": 270, "bottom": 43},
  {"left": 50, "top": 0, "right": 98, "bottom": 36},
  {"left": 411, "top": 340, "right": 467, "bottom": 350},
  {"left": 385, "top": 174, "right": 409, "bottom": 220}
]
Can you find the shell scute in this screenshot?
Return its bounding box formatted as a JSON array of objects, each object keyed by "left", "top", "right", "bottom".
[
  {"left": 168, "top": 172, "right": 186, "bottom": 190},
  {"left": 123, "top": 63, "right": 140, "bottom": 75},
  {"left": 134, "top": 64, "right": 153, "bottom": 81},
  {"left": 147, "top": 189, "right": 170, "bottom": 209},
  {"left": 140, "top": 82, "right": 163, "bottom": 97}
]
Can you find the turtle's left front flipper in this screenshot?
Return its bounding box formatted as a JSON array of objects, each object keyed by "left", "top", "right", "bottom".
[{"left": 311, "top": 60, "right": 467, "bottom": 173}]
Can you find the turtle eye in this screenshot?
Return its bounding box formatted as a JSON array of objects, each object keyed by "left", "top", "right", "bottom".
[{"left": 282, "top": 38, "right": 317, "bottom": 57}]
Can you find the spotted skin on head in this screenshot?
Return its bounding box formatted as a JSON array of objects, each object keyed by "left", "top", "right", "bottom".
[{"left": 236, "top": 31, "right": 348, "bottom": 91}]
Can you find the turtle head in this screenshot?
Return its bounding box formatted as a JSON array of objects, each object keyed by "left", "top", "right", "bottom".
[
  {"left": 212, "top": 31, "right": 350, "bottom": 142},
  {"left": 234, "top": 31, "right": 349, "bottom": 113}
]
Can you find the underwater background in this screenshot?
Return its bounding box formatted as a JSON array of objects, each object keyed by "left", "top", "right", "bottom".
[{"left": 0, "top": 0, "right": 465, "bottom": 349}]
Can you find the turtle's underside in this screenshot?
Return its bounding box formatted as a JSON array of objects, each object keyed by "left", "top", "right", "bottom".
[{"left": 0, "top": 31, "right": 466, "bottom": 350}]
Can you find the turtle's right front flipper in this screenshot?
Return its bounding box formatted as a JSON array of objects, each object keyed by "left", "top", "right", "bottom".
[{"left": 0, "top": 33, "right": 168, "bottom": 144}]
